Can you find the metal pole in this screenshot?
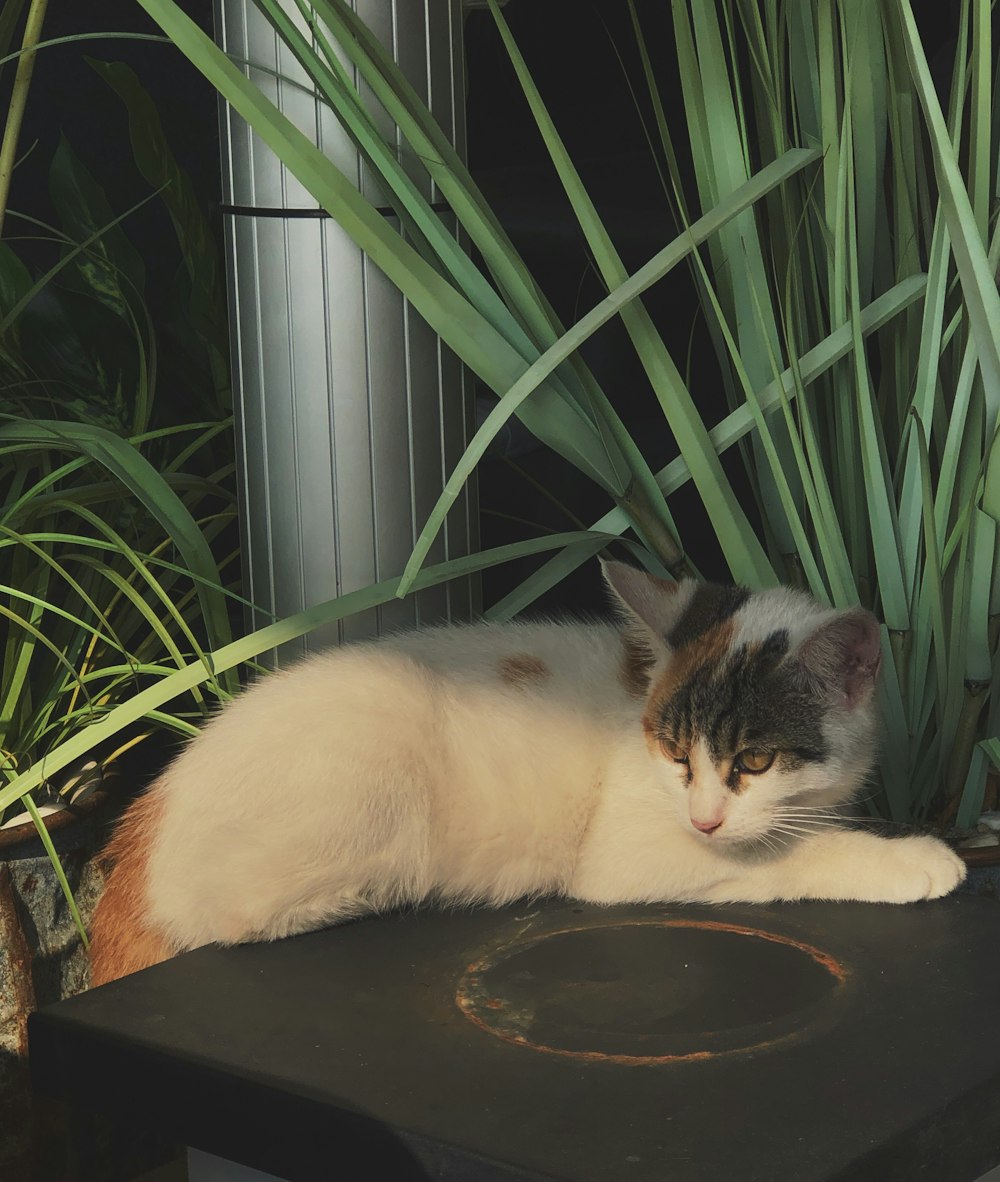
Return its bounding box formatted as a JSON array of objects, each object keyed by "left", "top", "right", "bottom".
[{"left": 214, "top": 0, "right": 477, "bottom": 662}]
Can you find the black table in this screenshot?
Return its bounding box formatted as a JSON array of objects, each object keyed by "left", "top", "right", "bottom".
[{"left": 29, "top": 896, "right": 1000, "bottom": 1181}]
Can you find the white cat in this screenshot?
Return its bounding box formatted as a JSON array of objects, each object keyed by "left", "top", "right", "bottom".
[{"left": 89, "top": 562, "right": 965, "bottom": 984}]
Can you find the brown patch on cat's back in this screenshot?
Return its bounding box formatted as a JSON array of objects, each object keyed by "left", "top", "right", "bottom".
[
  {"left": 497, "top": 654, "right": 551, "bottom": 689},
  {"left": 619, "top": 634, "right": 655, "bottom": 699},
  {"left": 88, "top": 786, "right": 175, "bottom": 986},
  {"left": 642, "top": 620, "right": 737, "bottom": 738}
]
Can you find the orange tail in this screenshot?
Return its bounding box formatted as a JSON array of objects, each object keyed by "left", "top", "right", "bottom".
[{"left": 89, "top": 787, "right": 175, "bottom": 987}]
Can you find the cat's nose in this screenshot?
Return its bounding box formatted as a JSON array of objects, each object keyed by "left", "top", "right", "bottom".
[{"left": 692, "top": 816, "right": 723, "bottom": 834}]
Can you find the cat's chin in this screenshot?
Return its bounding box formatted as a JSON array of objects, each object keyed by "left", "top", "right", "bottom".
[
  {"left": 692, "top": 827, "right": 750, "bottom": 848},
  {"left": 703, "top": 827, "right": 800, "bottom": 857}
]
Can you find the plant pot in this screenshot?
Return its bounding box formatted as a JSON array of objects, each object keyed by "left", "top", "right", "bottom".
[{"left": 0, "top": 789, "right": 114, "bottom": 1182}]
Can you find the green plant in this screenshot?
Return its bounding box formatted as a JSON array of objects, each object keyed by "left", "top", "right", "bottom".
[
  {"left": 3, "top": 0, "right": 997, "bottom": 844},
  {"left": 0, "top": 19, "right": 243, "bottom": 930}
]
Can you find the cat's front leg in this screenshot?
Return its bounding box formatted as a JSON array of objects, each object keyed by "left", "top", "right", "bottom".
[{"left": 702, "top": 828, "right": 966, "bottom": 904}]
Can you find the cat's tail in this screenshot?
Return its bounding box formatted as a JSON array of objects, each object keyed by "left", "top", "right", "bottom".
[{"left": 88, "top": 786, "right": 176, "bottom": 987}]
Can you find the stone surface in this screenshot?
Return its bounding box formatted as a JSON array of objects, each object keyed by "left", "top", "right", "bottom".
[{"left": 0, "top": 822, "right": 106, "bottom": 1181}]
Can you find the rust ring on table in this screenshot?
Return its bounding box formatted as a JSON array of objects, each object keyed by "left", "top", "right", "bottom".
[{"left": 455, "top": 916, "right": 849, "bottom": 1066}]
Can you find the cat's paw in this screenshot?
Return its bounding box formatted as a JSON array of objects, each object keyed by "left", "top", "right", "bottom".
[{"left": 874, "top": 835, "right": 967, "bottom": 902}]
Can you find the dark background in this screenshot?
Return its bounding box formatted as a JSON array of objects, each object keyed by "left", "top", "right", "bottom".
[{"left": 7, "top": 0, "right": 961, "bottom": 616}]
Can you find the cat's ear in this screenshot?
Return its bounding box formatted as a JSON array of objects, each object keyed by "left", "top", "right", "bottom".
[
  {"left": 601, "top": 560, "right": 686, "bottom": 651},
  {"left": 795, "top": 608, "right": 882, "bottom": 710}
]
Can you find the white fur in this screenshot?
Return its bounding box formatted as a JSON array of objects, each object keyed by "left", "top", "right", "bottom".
[{"left": 141, "top": 593, "right": 965, "bottom": 957}]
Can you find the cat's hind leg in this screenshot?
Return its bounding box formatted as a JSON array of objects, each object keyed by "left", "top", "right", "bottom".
[
  {"left": 209, "top": 883, "right": 376, "bottom": 945},
  {"left": 89, "top": 787, "right": 177, "bottom": 986},
  {"left": 154, "top": 757, "right": 437, "bottom": 950}
]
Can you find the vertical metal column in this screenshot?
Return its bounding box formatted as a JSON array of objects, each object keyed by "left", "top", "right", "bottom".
[{"left": 214, "top": 1, "right": 477, "bottom": 661}]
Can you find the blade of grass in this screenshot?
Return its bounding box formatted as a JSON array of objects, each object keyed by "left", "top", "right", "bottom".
[
  {"left": 843, "top": 109, "right": 909, "bottom": 628},
  {"left": 895, "top": 0, "right": 1000, "bottom": 432},
  {"left": 20, "top": 793, "right": 89, "bottom": 945},
  {"left": 0, "top": 0, "right": 47, "bottom": 237},
  {"left": 910, "top": 415, "right": 950, "bottom": 742}
]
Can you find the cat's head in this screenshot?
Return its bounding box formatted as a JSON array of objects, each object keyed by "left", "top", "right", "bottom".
[{"left": 603, "top": 561, "right": 882, "bottom": 847}]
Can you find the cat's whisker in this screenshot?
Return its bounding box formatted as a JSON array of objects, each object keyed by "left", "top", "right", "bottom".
[
  {"left": 846, "top": 789, "right": 883, "bottom": 808},
  {"left": 774, "top": 813, "right": 842, "bottom": 824},
  {"left": 749, "top": 831, "right": 784, "bottom": 857},
  {"left": 769, "top": 824, "right": 808, "bottom": 838},
  {"left": 771, "top": 816, "right": 838, "bottom": 829},
  {"left": 781, "top": 805, "right": 843, "bottom": 816},
  {"left": 768, "top": 822, "right": 832, "bottom": 842},
  {"left": 776, "top": 806, "right": 845, "bottom": 816}
]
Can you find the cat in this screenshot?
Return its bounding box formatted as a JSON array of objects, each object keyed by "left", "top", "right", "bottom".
[{"left": 88, "top": 561, "right": 966, "bottom": 985}]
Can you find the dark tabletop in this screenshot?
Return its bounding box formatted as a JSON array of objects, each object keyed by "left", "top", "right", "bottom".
[{"left": 29, "top": 895, "right": 1000, "bottom": 1182}]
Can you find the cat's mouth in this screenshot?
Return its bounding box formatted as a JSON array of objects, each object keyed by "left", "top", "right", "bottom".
[
  {"left": 693, "top": 819, "right": 799, "bottom": 856},
  {"left": 691, "top": 820, "right": 740, "bottom": 845}
]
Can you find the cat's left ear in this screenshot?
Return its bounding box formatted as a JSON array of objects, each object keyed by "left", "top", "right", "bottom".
[
  {"left": 795, "top": 608, "right": 882, "bottom": 710},
  {"left": 601, "top": 560, "right": 687, "bottom": 652}
]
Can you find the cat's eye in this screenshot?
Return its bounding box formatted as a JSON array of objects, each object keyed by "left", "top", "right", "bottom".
[
  {"left": 735, "top": 749, "right": 775, "bottom": 774},
  {"left": 660, "top": 738, "right": 689, "bottom": 764}
]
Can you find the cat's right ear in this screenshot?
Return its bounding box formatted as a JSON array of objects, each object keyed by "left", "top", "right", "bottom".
[
  {"left": 794, "top": 607, "right": 882, "bottom": 710},
  {"left": 601, "top": 560, "right": 688, "bottom": 652}
]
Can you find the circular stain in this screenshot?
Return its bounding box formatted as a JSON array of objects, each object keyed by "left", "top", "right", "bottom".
[{"left": 456, "top": 919, "right": 848, "bottom": 1064}]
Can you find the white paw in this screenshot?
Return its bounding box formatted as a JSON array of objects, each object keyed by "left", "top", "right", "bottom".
[{"left": 875, "top": 835, "right": 967, "bottom": 902}]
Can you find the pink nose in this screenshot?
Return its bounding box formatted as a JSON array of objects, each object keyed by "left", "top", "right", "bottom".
[{"left": 692, "top": 817, "right": 723, "bottom": 834}]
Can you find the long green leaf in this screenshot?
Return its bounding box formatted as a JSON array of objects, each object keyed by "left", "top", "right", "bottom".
[
  {"left": 22, "top": 795, "right": 89, "bottom": 946},
  {"left": 895, "top": 0, "right": 1000, "bottom": 432},
  {"left": 843, "top": 109, "right": 909, "bottom": 628}
]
